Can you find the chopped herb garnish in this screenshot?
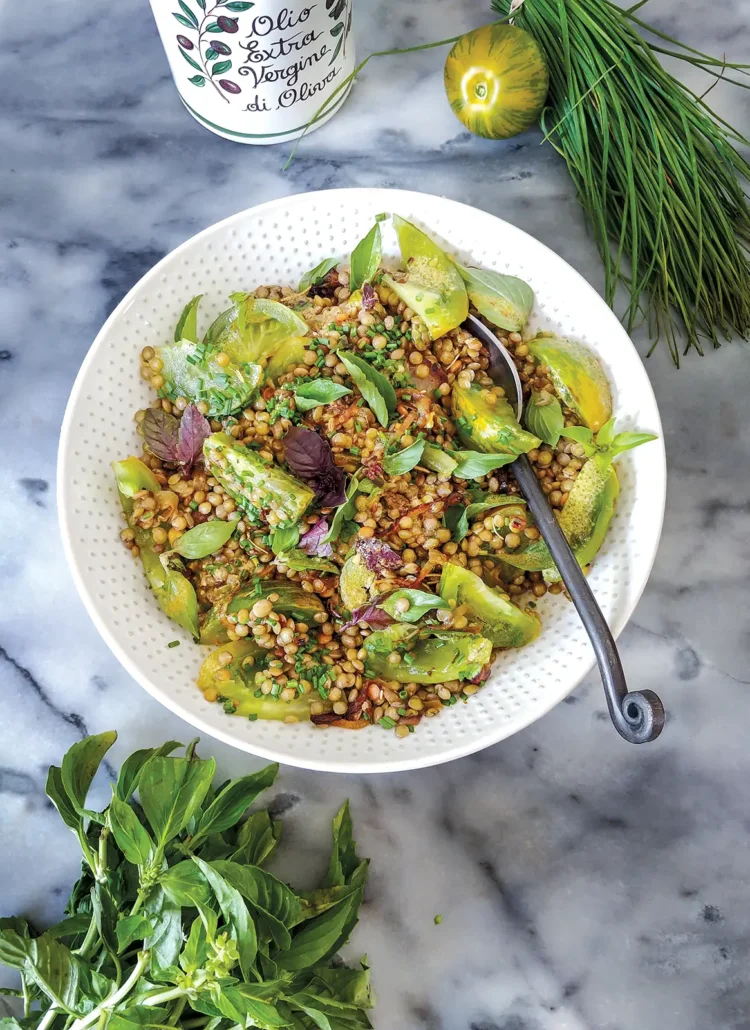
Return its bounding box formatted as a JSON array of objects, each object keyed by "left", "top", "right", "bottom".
[
  {"left": 380, "top": 716, "right": 396, "bottom": 729},
  {"left": 434, "top": 914, "right": 443, "bottom": 925},
  {"left": 248, "top": 713, "right": 258, "bottom": 721},
  {"left": 167, "top": 640, "right": 180, "bottom": 648}
]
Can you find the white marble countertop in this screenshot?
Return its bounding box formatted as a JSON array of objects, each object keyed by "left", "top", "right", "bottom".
[{"left": 3, "top": 1, "right": 750, "bottom": 1026}]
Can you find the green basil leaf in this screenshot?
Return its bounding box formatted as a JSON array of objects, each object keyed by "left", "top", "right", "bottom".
[
  {"left": 159, "top": 861, "right": 213, "bottom": 912},
  {"left": 107, "top": 795, "right": 154, "bottom": 867},
  {"left": 278, "top": 549, "right": 339, "bottom": 574},
  {"left": 175, "top": 295, "right": 202, "bottom": 344},
  {"left": 271, "top": 525, "right": 300, "bottom": 556},
  {"left": 379, "top": 588, "right": 450, "bottom": 624},
  {"left": 45, "top": 766, "right": 82, "bottom": 833},
  {"left": 172, "top": 519, "right": 235, "bottom": 560},
  {"left": 594, "top": 417, "right": 618, "bottom": 448},
  {"left": 524, "top": 392, "right": 564, "bottom": 447},
  {"left": 286, "top": 996, "right": 332, "bottom": 1030},
  {"left": 382, "top": 438, "right": 425, "bottom": 476},
  {"left": 190, "top": 764, "right": 279, "bottom": 847},
  {"left": 610, "top": 431, "right": 658, "bottom": 455},
  {"left": 115, "top": 741, "right": 183, "bottom": 801},
  {"left": 457, "top": 265, "right": 534, "bottom": 332},
  {"left": 446, "top": 494, "right": 527, "bottom": 543},
  {"left": 292, "top": 379, "right": 352, "bottom": 412},
  {"left": 108, "top": 1009, "right": 170, "bottom": 1030},
  {"left": 0, "top": 930, "right": 111, "bottom": 1012},
  {"left": 324, "top": 476, "right": 361, "bottom": 545},
  {"left": 142, "top": 887, "right": 183, "bottom": 976},
  {"left": 61, "top": 731, "right": 117, "bottom": 819},
  {"left": 212, "top": 861, "right": 300, "bottom": 949},
  {"left": 450, "top": 450, "right": 517, "bottom": 479},
  {"left": 213, "top": 985, "right": 288, "bottom": 1029},
  {"left": 294, "top": 884, "right": 359, "bottom": 925},
  {"left": 192, "top": 856, "right": 257, "bottom": 979},
  {"left": 232, "top": 810, "right": 281, "bottom": 867},
  {"left": 299, "top": 257, "right": 338, "bottom": 292},
  {"left": 276, "top": 864, "right": 367, "bottom": 971},
  {"left": 325, "top": 800, "right": 361, "bottom": 888},
  {"left": 349, "top": 223, "right": 382, "bottom": 291},
  {"left": 420, "top": 442, "right": 457, "bottom": 476},
  {"left": 91, "top": 885, "right": 118, "bottom": 957},
  {"left": 44, "top": 915, "right": 90, "bottom": 941},
  {"left": 337, "top": 352, "right": 395, "bottom": 428},
  {"left": 138, "top": 755, "right": 216, "bottom": 847},
  {"left": 115, "top": 915, "right": 154, "bottom": 953},
  {"left": 560, "top": 425, "right": 594, "bottom": 445},
  {"left": 297, "top": 965, "right": 374, "bottom": 1008},
  {"left": 179, "top": 913, "right": 216, "bottom": 974}
]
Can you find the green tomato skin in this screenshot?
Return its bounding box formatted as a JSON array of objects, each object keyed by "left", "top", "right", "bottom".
[
  {"left": 383, "top": 215, "right": 468, "bottom": 341},
  {"left": 452, "top": 381, "right": 540, "bottom": 455},
  {"left": 501, "top": 456, "right": 619, "bottom": 573},
  {"left": 197, "top": 640, "right": 310, "bottom": 721},
  {"left": 200, "top": 583, "right": 325, "bottom": 645},
  {"left": 364, "top": 630, "right": 492, "bottom": 684},
  {"left": 204, "top": 433, "right": 315, "bottom": 524},
  {"left": 439, "top": 563, "right": 540, "bottom": 647}
]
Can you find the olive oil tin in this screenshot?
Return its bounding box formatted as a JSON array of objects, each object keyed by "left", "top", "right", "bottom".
[{"left": 149, "top": 0, "right": 355, "bottom": 144}]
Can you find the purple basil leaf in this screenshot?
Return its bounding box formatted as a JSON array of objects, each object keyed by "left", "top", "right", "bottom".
[
  {"left": 362, "top": 282, "right": 377, "bottom": 309},
  {"left": 177, "top": 404, "right": 211, "bottom": 469},
  {"left": 284, "top": 426, "right": 347, "bottom": 507},
  {"left": 355, "top": 536, "right": 402, "bottom": 572},
  {"left": 142, "top": 408, "right": 180, "bottom": 463},
  {"left": 284, "top": 427, "right": 330, "bottom": 478},
  {"left": 315, "top": 468, "right": 347, "bottom": 507},
  {"left": 342, "top": 597, "right": 394, "bottom": 631},
  {"left": 299, "top": 519, "right": 333, "bottom": 557}
]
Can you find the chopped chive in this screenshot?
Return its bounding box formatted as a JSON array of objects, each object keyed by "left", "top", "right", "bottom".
[
  {"left": 167, "top": 640, "right": 180, "bottom": 648},
  {"left": 350, "top": 446, "right": 361, "bottom": 456},
  {"left": 398, "top": 708, "right": 408, "bottom": 717},
  {"left": 380, "top": 716, "right": 396, "bottom": 729},
  {"left": 434, "top": 914, "right": 443, "bottom": 925},
  {"left": 248, "top": 713, "right": 258, "bottom": 721},
  {"left": 254, "top": 688, "right": 263, "bottom": 698},
  {"left": 399, "top": 689, "right": 408, "bottom": 699},
  {"left": 407, "top": 725, "right": 415, "bottom": 733}
]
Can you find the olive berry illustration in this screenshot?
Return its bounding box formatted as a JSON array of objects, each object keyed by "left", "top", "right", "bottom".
[
  {"left": 212, "top": 41, "right": 232, "bottom": 55},
  {"left": 219, "top": 79, "right": 241, "bottom": 93},
  {"left": 176, "top": 35, "right": 194, "bottom": 49},
  {"left": 216, "top": 16, "right": 239, "bottom": 32}
]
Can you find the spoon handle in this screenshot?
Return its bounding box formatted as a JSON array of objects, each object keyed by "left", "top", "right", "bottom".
[{"left": 511, "top": 454, "right": 664, "bottom": 743}]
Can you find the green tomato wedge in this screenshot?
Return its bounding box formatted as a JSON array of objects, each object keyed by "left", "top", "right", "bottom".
[
  {"left": 204, "top": 433, "right": 315, "bottom": 524},
  {"left": 112, "top": 456, "right": 161, "bottom": 497},
  {"left": 197, "top": 640, "right": 311, "bottom": 721},
  {"left": 339, "top": 553, "right": 376, "bottom": 610},
  {"left": 201, "top": 581, "right": 326, "bottom": 646},
  {"left": 263, "top": 336, "right": 308, "bottom": 382},
  {"left": 439, "top": 563, "right": 540, "bottom": 647},
  {"left": 382, "top": 215, "right": 468, "bottom": 341},
  {"left": 364, "top": 626, "right": 492, "bottom": 684},
  {"left": 458, "top": 266, "right": 534, "bottom": 332},
  {"left": 204, "top": 294, "right": 308, "bottom": 367},
  {"left": 139, "top": 544, "right": 200, "bottom": 641},
  {"left": 157, "top": 339, "right": 262, "bottom": 418},
  {"left": 500, "top": 455, "right": 620, "bottom": 574},
  {"left": 526, "top": 334, "right": 612, "bottom": 432},
  {"left": 452, "top": 380, "right": 540, "bottom": 454}
]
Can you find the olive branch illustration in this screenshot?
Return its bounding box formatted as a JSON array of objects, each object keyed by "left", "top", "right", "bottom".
[
  {"left": 172, "top": 0, "right": 254, "bottom": 101},
  {"left": 326, "top": 0, "right": 352, "bottom": 66}
]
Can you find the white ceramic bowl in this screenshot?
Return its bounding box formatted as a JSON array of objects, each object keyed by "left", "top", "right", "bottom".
[{"left": 58, "top": 188, "right": 666, "bottom": 774}]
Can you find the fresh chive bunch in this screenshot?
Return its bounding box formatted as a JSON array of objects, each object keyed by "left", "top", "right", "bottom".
[{"left": 493, "top": 0, "right": 750, "bottom": 362}]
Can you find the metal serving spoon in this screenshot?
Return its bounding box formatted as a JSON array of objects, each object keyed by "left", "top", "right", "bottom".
[{"left": 463, "top": 315, "right": 665, "bottom": 744}]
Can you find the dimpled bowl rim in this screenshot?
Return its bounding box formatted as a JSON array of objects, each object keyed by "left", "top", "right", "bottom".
[{"left": 58, "top": 188, "right": 666, "bottom": 774}]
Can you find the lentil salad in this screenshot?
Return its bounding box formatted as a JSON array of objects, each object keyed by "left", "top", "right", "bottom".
[{"left": 112, "top": 214, "right": 656, "bottom": 738}]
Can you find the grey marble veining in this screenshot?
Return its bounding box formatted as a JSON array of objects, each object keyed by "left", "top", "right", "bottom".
[{"left": 2, "top": 0, "right": 750, "bottom": 1027}]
